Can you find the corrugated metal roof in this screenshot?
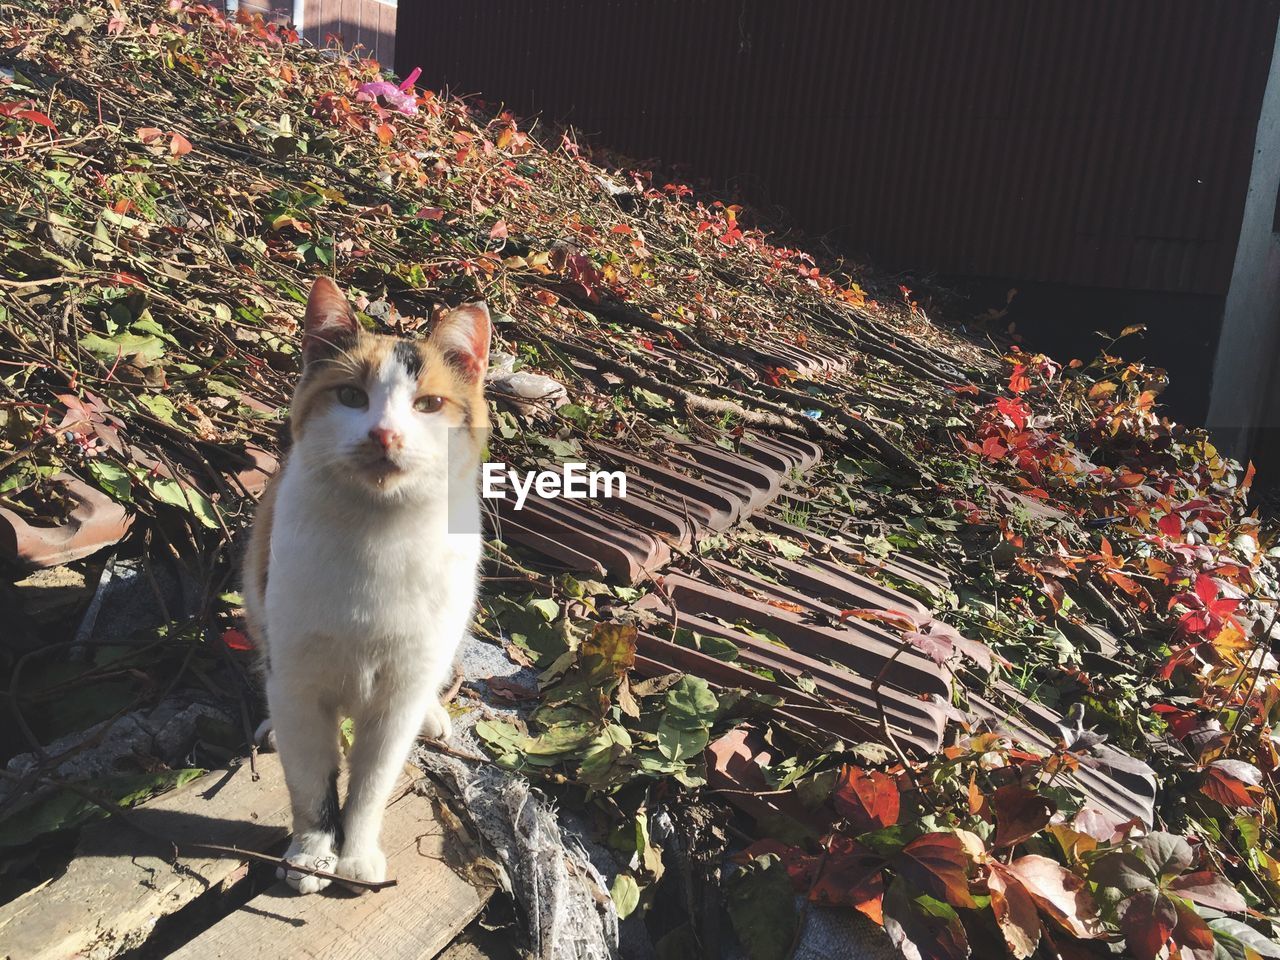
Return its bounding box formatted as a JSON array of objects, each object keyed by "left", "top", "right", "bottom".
[{"left": 397, "top": 0, "right": 1279, "bottom": 294}]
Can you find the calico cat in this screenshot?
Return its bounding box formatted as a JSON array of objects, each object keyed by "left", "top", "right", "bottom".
[{"left": 243, "top": 277, "right": 490, "bottom": 892}]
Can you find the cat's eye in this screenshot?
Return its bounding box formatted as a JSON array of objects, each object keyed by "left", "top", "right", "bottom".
[
  {"left": 414, "top": 395, "right": 445, "bottom": 414},
  {"left": 336, "top": 385, "right": 368, "bottom": 408}
]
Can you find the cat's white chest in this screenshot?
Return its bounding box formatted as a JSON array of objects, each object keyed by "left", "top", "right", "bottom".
[{"left": 264, "top": 468, "right": 480, "bottom": 653}]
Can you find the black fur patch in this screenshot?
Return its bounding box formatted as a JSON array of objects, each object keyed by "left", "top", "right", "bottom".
[
  {"left": 318, "top": 768, "right": 343, "bottom": 845},
  {"left": 393, "top": 340, "right": 424, "bottom": 380}
]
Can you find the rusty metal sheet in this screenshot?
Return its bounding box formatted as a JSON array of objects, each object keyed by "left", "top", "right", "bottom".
[
  {"left": 490, "top": 494, "right": 666, "bottom": 583},
  {"left": 753, "top": 512, "right": 953, "bottom": 596},
  {"left": 737, "top": 555, "right": 933, "bottom": 619},
  {"left": 586, "top": 442, "right": 744, "bottom": 531},
  {"left": 970, "top": 690, "right": 1156, "bottom": 826},
  {"left": 637, "top": 572, "right": 950, "bottom": 754},
  {"left": 635, "top": 642, "right": 879, "bottom": 746},
  {"left": 593, "top": 487, "right": 695, "bottom": 551}
]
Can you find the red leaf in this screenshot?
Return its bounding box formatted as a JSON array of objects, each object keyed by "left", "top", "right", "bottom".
[
  {"left": 1119, "top": 889, "right": 1176, "bottom": 960},
  {"left": 832, "top": 766, "right": 900, "bottom": 832},
  {"left": 893, "top": 832, "right": 977, "bottom": 909},
  {"left": 1152, "top": 704, "right": 1199, "bottom": 740},
  {"left": 1071, "top": 805, "right": 1132, "bottom": 843},
  {"left": 375, "top": 122, "right": 394, "bottom": 145},
  {"left": 988, "top": 863, "right": 1042, "bottom": 959},
  {"left": 1157, "top": 513, "right": 1183, "bottom": 539},
  {"left": 1201, "top": 760, "right": 1262, "bottom": 809},
  {"left": 221, "top": 628, "right": 253, "bottom": 651},
  {"left": 1166, "top": 870, "right": 1247, "bottom": 912},
  {"left": 992, "top": 785, "right": 1054, "bottom": 849},
  {"left": 1194, "top": 574, "right": 1219, "bottom": 605},
  {"left": 1171, "top": 897, "right": 1216, "bottom": 958},
  {"left": 137, "top": 126, "right": 164, "bottom": 143},
  {"left": 489, "top": 219, "right": 509, "bottom": 240},
  {"left": 809, "top": 837, "right": 885, "bottom": 923},
  {"left": 16, "top": 109, "right": 57, "bottom": 131},
  {"left": 169, "top": 132, "right": 193, "bottom": 156},
  {"left": 904, "top": 629, "right": 954, "bottom": 664}
]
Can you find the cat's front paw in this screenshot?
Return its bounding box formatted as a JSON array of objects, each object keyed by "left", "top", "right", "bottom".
[
  {"left": 337, "top": 847, "right": 388, "bottom": 892},
  {"left": 280, "top": 836, "right": 336, "bottom": 895},
  {"left": 420, "top": 700, "right": 452, "bottom": 741}
]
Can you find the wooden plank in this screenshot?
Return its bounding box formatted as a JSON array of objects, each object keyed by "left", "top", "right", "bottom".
[
  {"left": 168, "top": 782, "right": 490, "bottom": 960},
  {"left": 0, "top": 755, "right": 293, "bottom": 960}
]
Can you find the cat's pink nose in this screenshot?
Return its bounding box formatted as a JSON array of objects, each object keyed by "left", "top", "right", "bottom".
[{"left": 368, "top": 427, "right": 401, "bottom": 452}]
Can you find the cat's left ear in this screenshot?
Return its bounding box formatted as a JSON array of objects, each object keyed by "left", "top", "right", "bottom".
[{"left": 431, "top": 302, "right": 491, "bottom": 383}]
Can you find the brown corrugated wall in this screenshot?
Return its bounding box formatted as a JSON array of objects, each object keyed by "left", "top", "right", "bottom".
[
  {"left": 303, "top": 0, "right": 395, "bottom": 67},
  {"left": 215, "top": 0, "right": 395, "bottom": 66},
  {"left": 396, "top": 0, "right": 1279, "bottom": 295}
]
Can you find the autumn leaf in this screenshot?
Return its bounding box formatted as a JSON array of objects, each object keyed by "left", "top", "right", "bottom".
[
  {"left": 831, "top": 766, "right": 900, "bottom": 833},
  {"left": 840, "top": 608, "right": 920, "bottom": 633},
  {"left": 988, "top": 862, "right": 1041, "bottom": 958},
  {"left": 991, "top": 784, "right": 1054, "bottom": 849},
  {"left": 1005, "top": 855, "right": 1102, "bottom": 939},
  {"left": 892, "top": 832, "right": 976, "bottom": 910},
  {"left": 882, "top": 878, "right": 969, "bottom": 960},
  {"left": 375, "top": 122, "right": 394, "bottom": 145},
  {"left": 1119, "top": 889, "right": 1177, "bottom": 960},
  {"left": 16, "top": 109, "right": 57, "bottom": 131},
  {"left": 1201, "top": 759, "right": 1263, "bottom": 809},
  {"left": 808, "top": 836, "right": 885, "bottom": 923},
  {"left": 221, "top": 628, "right": 253, "bottom": 651},
  {"left": 169, "top": 132, "right": 193, "bottom": 156},
  {"left": 1166, "top": 870, "right": 1247, "bottom": 912}
]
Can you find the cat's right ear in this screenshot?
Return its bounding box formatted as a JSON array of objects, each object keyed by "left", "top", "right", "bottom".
[{"left": 301, "top": 277, "right": 358, "bottom": 365}]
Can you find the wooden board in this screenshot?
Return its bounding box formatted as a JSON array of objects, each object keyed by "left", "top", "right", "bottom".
[
  {"left": 0, "top": 754, "right": 294, "bottom": 960},
  {"left": 168, "top": 781, "right": 491, "bottom": 960}
]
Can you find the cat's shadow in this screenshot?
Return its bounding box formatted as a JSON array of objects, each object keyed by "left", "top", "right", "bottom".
[{"left": 73, "top": 804, "right": 365, "bottom": 906}]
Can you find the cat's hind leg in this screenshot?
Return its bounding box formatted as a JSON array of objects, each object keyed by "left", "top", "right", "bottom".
[{"left": 268, "top": 686, "right": 342, "bottom": 894}]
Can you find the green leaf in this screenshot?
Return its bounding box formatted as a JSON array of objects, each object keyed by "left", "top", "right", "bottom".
[
  {"left": 79, "top": 331, "right": 165, "bottom": 363},
  {"left": 656, "top": 715, "right": 709, "bottom": 762},
  {"left": 528, "top": 597, "right": 560, "bottom": 622},
  {"left": 725, "top": 854, "right": 799, "bottom": 960},
  {"left": 611, "top": 872, "right": 641, "bottom": 919},
  {"left": 139, "top": 393, "right": 179, "bottom": 424},
  {"left": 131, "top": 471, "right": 220, "bottom": 528},
  {"left": 1209, "top": 918, "right": 1280, "bottom": 959},
  {"left": 664, "top": 676, "right": 718, "bottom": 727},
  {"left": 87, "top": 460, "right": 133, "bottom": 502},
  {"left": 474, "top": 719, "right": 527, "bottom": 766},
  {"left": 673, "top": 629, "right": 739, "bottom": 662}
]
